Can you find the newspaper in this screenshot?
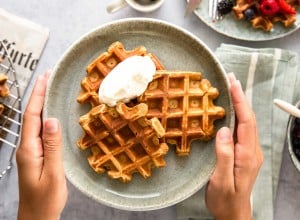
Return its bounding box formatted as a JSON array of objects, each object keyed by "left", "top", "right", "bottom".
[
  {"left": 0, "top": 8, "right": 49, "bottom": 180},
  {"left": 0, "top": 8, "right": 49, "bottom": 97}
]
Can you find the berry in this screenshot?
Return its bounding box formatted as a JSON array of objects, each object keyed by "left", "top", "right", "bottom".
[
  {"left": 277, "top": 0, "right": 297, "bottom": 14},
  {"left": 243, "top": 8, "right": 256, "bottom": 21},
  {"left": 292, "top": 137, "right": 300, "bottom": 146},
  {"left": 260, "top": 0, "right": 280, "bottom": 16},
  {"left": 291, "top": 116, "right": 300, "bottom": 162},
  {"left": 217, "top": 0, "right": 234, "bottom": 16},
  {"left": 295, "top": 117, "right": 300, "bottom": 125}
]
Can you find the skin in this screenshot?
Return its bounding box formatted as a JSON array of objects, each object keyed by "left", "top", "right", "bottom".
[
  {"left": 205, "top": 72, "right": 264, "bottom": 220},
  {"left": 16, "top": 71, "right": 67, "bottom": 220},
  {"left": 16, "top": 71, "right": 262, "bottom": 220}
]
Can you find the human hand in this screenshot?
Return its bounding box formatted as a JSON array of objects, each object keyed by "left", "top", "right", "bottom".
[
  {"left": 205, "top": 73, "right": 263, "bottom": 220},
  {"left": 16, "top": 70, "right": 67, "bottom": 220}
]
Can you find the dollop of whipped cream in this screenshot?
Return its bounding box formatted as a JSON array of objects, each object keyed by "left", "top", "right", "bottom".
[{"left": 99, "top": 55, "right": 156, "bottom": 107}]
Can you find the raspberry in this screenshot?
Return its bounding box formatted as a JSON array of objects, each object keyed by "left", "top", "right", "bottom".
[
  {"left": 260, "top": 0, "right": 280, "bottom": 16},
  {"left": 277, "top": 0, "right": 297, "bottom": 14}
]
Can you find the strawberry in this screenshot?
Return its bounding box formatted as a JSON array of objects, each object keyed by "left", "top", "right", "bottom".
[{"left": 277, "top": 0, "right": 297, "bottom": 14}]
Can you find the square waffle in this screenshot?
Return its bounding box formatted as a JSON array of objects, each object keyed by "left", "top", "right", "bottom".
[
  {"left": 0, "top": 104, "right": 4, "bottom": 115},
  {"left": 138, "top": 70, "right": 225, "bottom": 156},
  {"left": 77, "top": 41, "right": 165, "bottom": 107},
  {"left": 0, "top": 73, "right": 10, "bottom": 97},
  {"left": 77, "top": 102, "right": 169, "bottom": 183}
]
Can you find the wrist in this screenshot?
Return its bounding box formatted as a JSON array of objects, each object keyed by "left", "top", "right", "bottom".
[
  {"left": 215, "top": 212, "right": 251, "bottom": 220},
  {"left": 18, "top": 206, "right": 61, "bottom": 220},
  {"left": 214, "top": 200, "right": 252, "bottom": 220}
]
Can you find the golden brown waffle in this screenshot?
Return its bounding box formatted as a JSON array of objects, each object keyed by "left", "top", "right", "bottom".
[
  {"left": 77, "top": 102, "right": 169, "bottom": 183},
  {"left": 0, "top": 104, "right": 4, "bottom": 115},
  {"left": 138, "top": 71, "right": 225, "bottom": 156},
  {"left": 0, "top": 74, "right": 9, "bottom": 97},
  {"left": 77, "top": 41, "right": 165, "bottom": 107},
  {"left": 233, "top": 0, "right": 298, "bottom": 31}
]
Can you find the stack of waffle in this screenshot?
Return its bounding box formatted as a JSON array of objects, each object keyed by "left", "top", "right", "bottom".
[{"left": 77, "top": 42, "right": 225, "bottom": 182}]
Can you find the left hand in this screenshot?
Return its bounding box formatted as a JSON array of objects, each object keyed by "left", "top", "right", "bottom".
[
  {"left": 16, "top": 71, "right": 68, "bottom": 220},
  {"left": 205, "top": 73, "right": 263, "bottom": 220}
]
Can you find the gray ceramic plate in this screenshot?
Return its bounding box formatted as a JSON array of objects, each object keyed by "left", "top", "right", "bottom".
[
  {"left": 44, "top": 18, "right": 234, "bottom": 211},
  {"left": 191, "top": 0, "right": 300, "bottom": 41}
]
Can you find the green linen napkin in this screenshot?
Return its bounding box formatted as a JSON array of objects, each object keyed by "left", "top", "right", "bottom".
[{"left": 176, "top": 44, "right": 300, "bottom": 220}]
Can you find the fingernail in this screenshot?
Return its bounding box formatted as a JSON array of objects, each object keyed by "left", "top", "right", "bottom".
[
  {"left": 217, "top": 127, "right": 232, "bottom": 143},
  {"left": 44, "top": 118, "right": 59, "bottom": 134},
  {"left": 235, "top": 80, "right": 242, "bottom": 88},
  {"left": 227, "top": 72, "right": 236, "bottom": 81},
  {"left": 45, "top": 69, "right": 52, "bottom": 78}
]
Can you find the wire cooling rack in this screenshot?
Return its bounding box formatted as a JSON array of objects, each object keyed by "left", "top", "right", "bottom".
[{"left": 0, "top": 40, "right": 22, "bottom": 179}]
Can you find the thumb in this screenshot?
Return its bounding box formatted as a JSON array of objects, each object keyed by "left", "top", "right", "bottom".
[
  {"left": 42, "top": 118, "right": 63, "bottom": 174},
  {"left": 211, "top": 127, "right": 235, "bottom": 189}
]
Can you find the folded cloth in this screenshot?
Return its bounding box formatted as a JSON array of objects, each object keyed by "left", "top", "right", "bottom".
[{"left": 176, "top": 43, "right": 300, "bottom": 220}]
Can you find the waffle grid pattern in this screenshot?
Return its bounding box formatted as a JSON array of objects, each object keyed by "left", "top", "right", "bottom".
[
  {"left": 138, "top": 71, "right": 225, "bottom": 156},
  {"left": 77, "top": 103, "right": 168, "bottom": 182}
]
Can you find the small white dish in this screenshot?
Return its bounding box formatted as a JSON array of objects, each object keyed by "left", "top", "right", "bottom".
[{"left": 107, "top": 0, "right": 165, "bottom": 13}]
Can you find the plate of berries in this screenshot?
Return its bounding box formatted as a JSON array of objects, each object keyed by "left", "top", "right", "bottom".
[{"left": 190, "top": 0, "right": 300, "bottom": 41}]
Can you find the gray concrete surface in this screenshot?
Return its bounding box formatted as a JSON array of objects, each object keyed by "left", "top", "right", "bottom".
[{"left": 0, "top": 0, "right": 300, "bottom": 219}]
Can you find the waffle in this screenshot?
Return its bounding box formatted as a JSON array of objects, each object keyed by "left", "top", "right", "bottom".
[
  {"left": 0, "top": 104, "right": 4, "bottom": 115},
  {"left": 77, "top": 102, "right": 169, "bottom": 183},
  {"left": 77, "top": 41, "right": 165, "bottom": 107},
  {"left": 233, "top": 0, "right": 298, "bottom": 32},
  {"left": 0, "top": 74, "right": 9, "bottom": 97},
  {"left": 138, "top": 71, "right": 226, "bottom": 156}
]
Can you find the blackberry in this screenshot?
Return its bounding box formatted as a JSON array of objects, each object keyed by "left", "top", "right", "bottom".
[
  {"left": 295, "top": 117, "right": 300, "bottom": 125},
  {"left": 217, "top": 0, "right": 234, "bottom": 16},
  {"left": 291, "top": 116, "right": 300, "bottom": 161}
]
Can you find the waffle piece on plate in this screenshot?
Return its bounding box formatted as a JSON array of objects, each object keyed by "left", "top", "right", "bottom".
[
  {"left": 233, "top": 0, "right": 298, "bottom": 31},
  {"left": 77, "top": 41, "right": 165, "bottom": 107},
  {"left": 77, "top": 102, "right": 169, "bottom": 183},
  {"left": 0, "top": 104, "right": 4, "bottom": 115},
  {"left": 0, "top": 74, "right": 10, "bottom": 97},
  {"left": 138, "top": 71, "right": 225, "bottom": 156}
]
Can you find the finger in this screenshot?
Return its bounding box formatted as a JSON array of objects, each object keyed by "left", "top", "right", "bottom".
[
  {"left": 16, "top": 71, "right": 51, "bottom": 181},
  {"left": 41, "top": 118, "right": 64, "bottom": 177},
  {"left": 210, "top": 127, "right": 235, "bottom": 191},
  {"left": 20, "top": 71, "right": 50, "bottom": 150},
  {"left": 230, "top": 77, "right": 257, "bottom": 153},
  {"left": 227, "top": 72, "right": 236, "bottom": 83}
]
